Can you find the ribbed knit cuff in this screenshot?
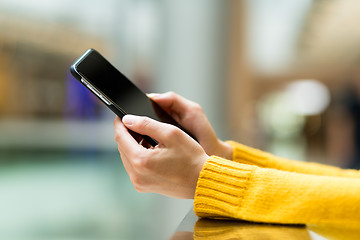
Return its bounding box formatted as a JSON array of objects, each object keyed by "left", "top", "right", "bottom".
[
  {"left": 226, "top": 141, "right": 271, "bottom": 168},
  {"left": 194, "top": 156, "right": 256, "bottom": 219}
]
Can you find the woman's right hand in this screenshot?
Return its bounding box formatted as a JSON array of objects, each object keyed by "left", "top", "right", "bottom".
[{"left": 148, "top": 92, "right": 233, "bottom": 160}]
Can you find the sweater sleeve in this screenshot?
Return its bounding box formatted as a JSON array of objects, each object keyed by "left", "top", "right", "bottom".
[
  {"left": 194, "top": 156, "right": 360, "bottom": 225},
  {"left": 227, "top": 141, "right": 360, "bottom": 178}
]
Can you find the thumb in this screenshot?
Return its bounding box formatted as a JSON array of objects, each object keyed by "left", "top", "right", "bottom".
[{"left": 122, "top": 114, "right": 176, "bottom": 143}]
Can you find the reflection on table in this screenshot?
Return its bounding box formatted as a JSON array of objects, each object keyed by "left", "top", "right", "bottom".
[{"left": 170, "top": 210, "right": 360, "bottom": 240}]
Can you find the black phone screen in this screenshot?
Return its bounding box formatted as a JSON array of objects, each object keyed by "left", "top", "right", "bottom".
[{"left": 74, "top": 49, "right": 186, "bottom": 134}]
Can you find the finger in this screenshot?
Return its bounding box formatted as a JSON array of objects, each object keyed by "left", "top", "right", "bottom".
[
  {"left": 148, "top": 92, "right": 195, "bottom": 119},
  {"left": 114, "top": 117, "right": 138, "bottom": 177},
  {"left": 119, "top": 152, "right": 135, "bottom": 177},
  {"left": 114, "top": 116, "right": 142, "bottom": 153},
  {"left": 122, "top": 114, "right": 180, "bottom": 143}
]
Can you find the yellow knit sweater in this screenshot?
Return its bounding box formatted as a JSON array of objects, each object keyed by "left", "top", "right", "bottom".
[{"left": 194, "top": 141, "right": 360, "bottom": 225}]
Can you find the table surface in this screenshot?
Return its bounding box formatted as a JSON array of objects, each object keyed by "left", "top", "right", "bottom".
[{"left": 169, "top": 210, "right": 360, "bottom": 240}]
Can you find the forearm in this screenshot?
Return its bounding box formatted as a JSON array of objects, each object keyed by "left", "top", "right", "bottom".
[
  {"left": 194, "top": 156, "right": 360, "bottom": 225},
  {"left": 227, "top": 141, "right": 360, "bottom": 178}
]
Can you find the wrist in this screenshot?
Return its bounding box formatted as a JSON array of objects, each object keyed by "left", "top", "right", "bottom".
[
  {"left": 190, "top": 153, "right": 209, "bottom": 199},
  {"left": 216, "top": 140, "right": 234, "bottom": 160}
]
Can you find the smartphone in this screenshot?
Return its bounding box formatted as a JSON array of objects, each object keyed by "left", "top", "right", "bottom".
[{"left": 70, "top": 49, "right": 194, "bottom": 147}]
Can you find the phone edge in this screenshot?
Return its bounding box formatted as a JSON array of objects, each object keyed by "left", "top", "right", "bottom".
[{"left": 70, "top": 49, "right": 159, "bottom": 147}]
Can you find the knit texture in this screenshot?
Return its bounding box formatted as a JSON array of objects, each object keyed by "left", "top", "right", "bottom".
[
  {"left": 227, "top": 141, "right": 360, "bottom": 178},
  {"left": 194, "top": 156, "right": 360, "bottom": 225}
]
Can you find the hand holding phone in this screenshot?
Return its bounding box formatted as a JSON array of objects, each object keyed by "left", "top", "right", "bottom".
[{"left": 70, "top": 49, "right": 195, "bottom": 146}]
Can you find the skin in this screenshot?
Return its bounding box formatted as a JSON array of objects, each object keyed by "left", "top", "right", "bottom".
[{"left": 114, "top": 92, "right": 233, "bottom": 199}]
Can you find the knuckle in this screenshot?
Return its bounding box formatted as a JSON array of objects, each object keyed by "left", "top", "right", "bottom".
[
  {"left": 131, "top": 176, "right": 147, "bottom": 193},
  {"left": 134, "top": 186, "right": 146, "bottom": 193},
  {"left": 113, "top": 116, "right": 120, "bottom": 128},
  {"left": 139, "top": 116, "right": 152, "bottom": 129},
  {"left": 114, "top": 116, "right": 119, "bottom": 125},
  {"left": 191, "top": 102, "right": 203, "bottom": 112},
  {"left": 132, "top": 153, "right": 152, "bottom": 171},
  {"left": 114, "top": 133, "right": 121, "bottom": 143},
  {"left": 133, "top": 158, "right": 145, "bottom": 170},
  {"left": 164, "top": 126, "right": 181, "bottom": 140},
  {"left": 131, "top": 175, "right": 141, "bottom": 186},
  {"left": 165, "top": 91, "right": 176, "bottom": 97}
]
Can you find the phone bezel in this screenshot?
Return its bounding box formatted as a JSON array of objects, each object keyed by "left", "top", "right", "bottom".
[{"left": 70, "top": 49, "right": 159, "bottom": 146}]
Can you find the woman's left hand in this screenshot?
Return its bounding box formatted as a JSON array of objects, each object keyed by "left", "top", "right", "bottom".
[{"left": 114, "top": 115, "right": 209, "bottom": 199}]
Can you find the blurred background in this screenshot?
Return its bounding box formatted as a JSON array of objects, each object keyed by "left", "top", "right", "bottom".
[{"left": 0, "top": 0, "right": 360, "bottom": 239}]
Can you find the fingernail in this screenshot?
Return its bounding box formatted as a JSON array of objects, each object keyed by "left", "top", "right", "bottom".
[
  {"left": 122, "top": 115, "right": 136, "bottom": 126},
  {"left": 147, "top": 93, "right": 160, "bottom": 99}
]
